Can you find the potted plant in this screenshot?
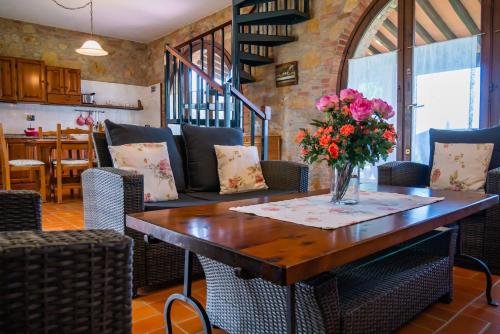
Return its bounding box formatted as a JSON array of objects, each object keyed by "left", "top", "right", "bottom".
[{"left": 296, "top": 88, "right": 397, "bottom": 204}]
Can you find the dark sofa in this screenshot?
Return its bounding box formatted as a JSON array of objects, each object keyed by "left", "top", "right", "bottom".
[{"left": 82, "top": 122, "right": 309, "bottom": 294}]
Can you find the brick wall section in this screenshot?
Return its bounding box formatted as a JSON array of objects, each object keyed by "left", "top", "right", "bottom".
[{"left": 0, "top": 17, "right": 149, "bottom": 86}]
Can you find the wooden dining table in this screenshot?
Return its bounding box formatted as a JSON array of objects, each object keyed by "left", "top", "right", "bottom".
[{"left": 126, "top": 185, "right": 499, "bottom": 334}]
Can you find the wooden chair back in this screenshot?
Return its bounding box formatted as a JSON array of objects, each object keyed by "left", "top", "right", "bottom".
[
  {"left": 0, "top": 124, "right": 11, "bottom": 186},
  {"left": 55, "top": 124, "right": 93, "bottom": 168},
  {"left": 38, "top": 126, "right": 58, "bottom": 138}
]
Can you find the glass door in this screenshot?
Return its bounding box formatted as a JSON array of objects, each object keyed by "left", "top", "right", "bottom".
[{"left": 410, "top": 0, "right": 481, "bottom": 164}]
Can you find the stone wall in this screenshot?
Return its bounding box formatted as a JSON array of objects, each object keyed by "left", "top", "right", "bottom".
[{"left": 0, "top": 17, "right": 149, "bottom": 86}]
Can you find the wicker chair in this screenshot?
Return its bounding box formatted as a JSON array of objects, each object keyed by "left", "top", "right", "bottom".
[
  {"left": 378, "top": 127, "right": 500, "bottom": 274},
  {"left": 83, "top": 132, "right": 309, "bottom": 295},
  {"left": 197, "top": 227, "right": 457, "bottom": 334},
  {"left": 0, "top": 190, "right": 133, "bottom": 333}
]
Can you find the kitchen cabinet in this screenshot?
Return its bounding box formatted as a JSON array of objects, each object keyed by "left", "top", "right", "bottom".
[
  {"left": 46, "top": 66, "right": 65, "bottom": 94},
  {"left": 46, "top": 66, "right": 81, "bottom": 104},
  {"left": 16, "top": 59, "right": 46, "bottom": 102},
  {"left": 64, "top": 68, "right": 81, "bottom": 95},
  {"left": 0, "top": 57, "right": 17, "bottom": 101}
]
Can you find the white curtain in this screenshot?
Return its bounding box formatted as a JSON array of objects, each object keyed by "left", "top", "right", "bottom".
[
  {"left": 348, "top": 51, "right": 398, "bottom": 182},
  {"left": 412, "top": 35, "right": 481, "bottom": 164}
]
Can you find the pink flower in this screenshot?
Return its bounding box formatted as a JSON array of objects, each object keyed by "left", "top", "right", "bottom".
[
  {"left": 350, "top": 98, "right": 373, "bottom": 121},
  {"left": 340, "top": 88, "right": 363, "bottom": 102},
  {"left": 371, "top": 98, "right": 395, "bottom": 119},
  {"left": 315, "top": 94, "right": 339, "bottom": 111},
  {"left": 158, "top": 159, "right": 171, "bottom": 172}
]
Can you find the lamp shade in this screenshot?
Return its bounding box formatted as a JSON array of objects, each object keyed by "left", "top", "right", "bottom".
[{"left": 76, "top": 40, "right": 108, "bottom": 56}]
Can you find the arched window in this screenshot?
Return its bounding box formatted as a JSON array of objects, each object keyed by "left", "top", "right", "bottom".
[{"left": 339, "top": 0, "right": 491, "bottom": 165}]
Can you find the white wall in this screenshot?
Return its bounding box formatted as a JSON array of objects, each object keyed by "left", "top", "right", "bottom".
[{"left": 0, "top": 80, "right": 162, "bottom": 133}]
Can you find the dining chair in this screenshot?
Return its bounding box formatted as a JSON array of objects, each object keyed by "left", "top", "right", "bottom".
[
  {"left": 0, "top": 123, "right": 46, "bottom": 202},
  {"left": 51, "top": 124, "right": 93, "bottom": 203}
]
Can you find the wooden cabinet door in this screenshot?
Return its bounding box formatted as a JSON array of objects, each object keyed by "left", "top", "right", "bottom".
[
  {"left": 17, "top": 59, "right": 46, "bottom": 102},
  {"left": 0, "top": 57, "right": 17, "bottom": 101},
  {"left": 46, "top": 66, "right": 65, "bottom": 94},
  {"left": 64, "top": 68, "right": 81, "bottom": 95}
]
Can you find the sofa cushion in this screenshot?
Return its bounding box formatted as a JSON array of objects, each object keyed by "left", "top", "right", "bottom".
[
  {"left": 429, "top": 125, "right": 500, "bottom": 172},
  {"left": 430, "top": 143, "right": 494, "bottom": 191},
  {"left": 187, "top": 189, "right": 295, "bottom": 202},
  {"left": 182, "top": 124, "right": 243, "bottom": 192},
  {"left": 105, "top": 120, "right": 186, "bottom": 192},
  {"left": 214, "top": 145, "right": 268, "bottom": 194},
  {"left": 109, "top": 142, "right": 179, "bottom": 202},
  {"left": 144, "top": 193, "right": 217, "bottom": 211}
]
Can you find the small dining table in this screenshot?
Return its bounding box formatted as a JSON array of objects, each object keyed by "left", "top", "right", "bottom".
[{"left": 126, "top": 185, "right": 499, "bottom": 334}]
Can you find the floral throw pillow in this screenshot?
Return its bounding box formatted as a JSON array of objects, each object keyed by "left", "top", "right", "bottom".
[
  {"left": 430, "top": 142, "right": 494, "bottom": 192},
  {"left": 214, "top": 145, "right": 268, "bottom": 194},
  {"left": 109, "top": 142, "right": 178, "bottom": 202}
]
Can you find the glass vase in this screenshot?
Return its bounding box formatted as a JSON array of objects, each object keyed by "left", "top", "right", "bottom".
[{"left": 330, "top": 163, "right": 360, "bottom": 205}]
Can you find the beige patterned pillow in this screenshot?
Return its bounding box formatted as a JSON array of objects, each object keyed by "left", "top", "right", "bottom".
[
  {"left": 109, "top": 142, "right": 178, "bottom": 202},
  {"left": 430, "top": 143, "right": 494, "bottom": 192},
  {"left": 214, "top": 145, "right": 268, "bottom": 194}
]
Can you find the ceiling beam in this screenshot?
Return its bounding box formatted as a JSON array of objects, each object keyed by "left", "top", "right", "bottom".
[
  {"left": 448, "top": 0, "right": 480, "bottom": 35},
  {"left": 417, "top": 0, "right": 457, "bottom": 40},
  {"left": 369, "top": 45, "right": 381, "bottom": 55},
  {"left": 415, "top": 21, "right": 436, "bottom": 44},
  {"left": 383, "top": 19, "right": 398, "bottom": 38},
  {"left": 375, "top": 31, "right": 397, "bottom": 51}
]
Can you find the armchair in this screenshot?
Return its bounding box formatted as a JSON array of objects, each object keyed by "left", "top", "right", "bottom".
[
  {"left": 0, "top": 190, "right": 133, "bottom": 333},
  {"left": 378, "top": 126, "right": 500, "bottom": 275}
]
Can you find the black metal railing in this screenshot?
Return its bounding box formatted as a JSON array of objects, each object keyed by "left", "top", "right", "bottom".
[{"left": 164, "top": 45, "right": 270, "bottom": 160}]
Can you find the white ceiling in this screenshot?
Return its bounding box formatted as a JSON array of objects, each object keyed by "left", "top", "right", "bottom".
[{"left": 0, "top": 0, "right": 232, "bottom": 43}]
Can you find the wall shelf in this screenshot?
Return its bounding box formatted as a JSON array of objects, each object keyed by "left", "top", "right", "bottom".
[{"left": 0, "top": 99, "right": 143, "bottom": 111}]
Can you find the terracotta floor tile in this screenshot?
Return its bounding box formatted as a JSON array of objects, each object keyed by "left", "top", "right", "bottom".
[
  {"left": 436, "top": 314, "right": 490, "bottom": 334},
  {"left": 395, "top": 322, "right": 433, "bottom": 334},
  {"left": 411, "top": 313, "right": 447, "bottom": 331},
  {"left": 133, "top": 304, "right": 161, "bottom": 322},
  {"left": 484, "top": 324, "right": 500, "bottom": 334},
  {"left": 177, "top": 316, "right": 204, "bottom": 333},
  {"left": 132, "top": 314, "right": 166, "bottom": 334},
  {"left": 463, "top": 305, "right": 500, "bottom": 325},
  {"left": 149, "top": 300, "right": 198, "bottom": 323},
  {"left": 424, "top": 304, "right": 457, "bottom": 321},
  {"left": 454, "top": 267, "right": 480, "bottom": 279}
]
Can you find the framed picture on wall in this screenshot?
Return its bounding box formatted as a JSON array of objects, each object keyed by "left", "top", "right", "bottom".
[{"left": 275, "top": 61, "right": 298, "bottom": 87}]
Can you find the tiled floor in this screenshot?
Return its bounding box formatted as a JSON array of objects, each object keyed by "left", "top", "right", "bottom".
[{"left": 42, "top": 197, "right": 500, "bottom": 334}]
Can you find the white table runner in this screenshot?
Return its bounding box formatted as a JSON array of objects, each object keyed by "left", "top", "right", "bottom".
[{"left": 230, "top": 191, "right": 445, "bottom": 230}]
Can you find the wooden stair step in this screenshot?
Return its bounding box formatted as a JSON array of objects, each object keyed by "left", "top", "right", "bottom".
[
  {"left": 238, "top": 33, "right": 296, "bottom": 46},
  {"left": 236, "top": 9, "right": 310, "bottom": 25},
  {"left": 239, "top": 70, "right": 256, "bottom": 83},
  {"left": 239, "top": 52, "right": 274, "bottom": 66}
]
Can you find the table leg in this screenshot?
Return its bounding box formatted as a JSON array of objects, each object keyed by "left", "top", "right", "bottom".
[
  {"left": 164, "top": 250, "right": 212, "bottom": 334},
  {"left": 287, "top": 284, "right": 296, "bottom": 334},
  {"left": 454, "top": 222, "right": 498, "bottom": 307},
  {"left": 455, "top": 254, "right": 498, "bottom": 306}
]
